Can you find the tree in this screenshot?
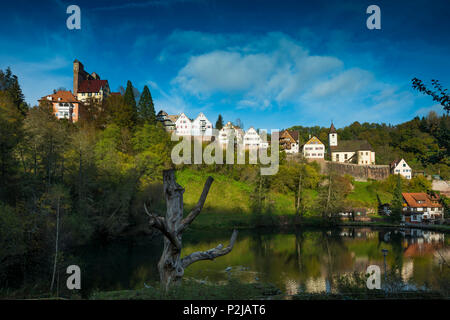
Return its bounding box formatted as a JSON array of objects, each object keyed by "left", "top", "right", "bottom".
[
  {"left": 390, "top": 174, "right": 403, "bottom": 223},
  {"left": 215, "top": 114, "right": 224, "bottom": 130},
  {"left": 412, "top": 78, "right": 450, "bottom": 115},
  {"left": 145, "top": 170, "right": 238, "bottom": 291},
  {"left": 0, "top": 67, "right": 28, "bottom": 116},
  {"left": 104, "top": 94, "right": 136, "bottom": 129},
  {"left": 235, "top": 118, "right": 244, "bottom": 129},
  {"left": 137, "top": 85, "right": 156, "bottom": 124},
  {"left": 123, "top": 80, "right": 138, "bottom": 126},
  {"left": 0, "top": 92, "right": 23, "bottom": 202}
]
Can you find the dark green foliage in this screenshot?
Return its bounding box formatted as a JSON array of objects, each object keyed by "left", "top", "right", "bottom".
[
  {"left": 390, "top": 175, "right": 403, "bottom": 223},
  {"left": 0, "top": 67, "right": 28, "bottom": 116},
  {"left": 412, "top": 78, "right": 450, "bottom": 114},
  {"left": 105, "top": 94, "right": 136, "bottom": 129},
  {"left": 137, "top": 85, "right": 156, "bottom": 124},
  {"left": 288, "top": 113, "right": 450, "bottom": 179},
  {"left": 215, "top": 114, "right": 224, "bottom": 130},
  {"left": 123, "top": 80, "right": 137, "bottom": 126}
]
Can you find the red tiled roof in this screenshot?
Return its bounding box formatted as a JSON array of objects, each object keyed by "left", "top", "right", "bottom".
[
  {"left": 39, "top": 90, "right": 80, "bottom": 103},
  {"left": 78, "top": 79, "right": 108, "bottom": 93},
  {"left": 402, "top": 193, "right": 442, "bottom": 208}
]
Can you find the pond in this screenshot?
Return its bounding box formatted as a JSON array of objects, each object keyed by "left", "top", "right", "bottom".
[{"left": 70, "top": 227, "right": 449, "bottom": 298}]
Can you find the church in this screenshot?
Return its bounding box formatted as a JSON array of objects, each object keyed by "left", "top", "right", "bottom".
[{"left": 329, "top": 123, "right": 376, "bottom": 165}]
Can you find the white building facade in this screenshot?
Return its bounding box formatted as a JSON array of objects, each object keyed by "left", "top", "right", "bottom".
[
  {"left": 218, "top": 122, "right": 244, "bottom": 146},
  {"left": 243, "top": 127, "right": 262, "bottom": 148},
  {"left": 391, "top": 159, "right": 412, "bottom": 179},
  {"left": 175, "top": 113, "right": 192, "bottom": 136},
  {"left": 303, "top": 136, "right": 325, "bottom": 159},
  {"left": 191, "top": 112, "right": 213, "bottom": 138}
]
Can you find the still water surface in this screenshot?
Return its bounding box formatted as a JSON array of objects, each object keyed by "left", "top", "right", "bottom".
[{"left": 72, "top": 227, "right": 449, "bottom": 296}]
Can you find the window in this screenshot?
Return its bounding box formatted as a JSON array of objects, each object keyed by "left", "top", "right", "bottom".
[{"left": 344, "top": 154, "right": 348, "bottom": 160}]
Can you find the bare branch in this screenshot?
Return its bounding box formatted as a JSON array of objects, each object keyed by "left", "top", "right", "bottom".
[
  {"left": 181, "top": 230, "right": 238, "bottom": 269},
  {"left": 145, "top": 202, "right": 181, "bottom": 251},
  {"left": 180, "top": 176, "right": 214, "bottom": 232}
]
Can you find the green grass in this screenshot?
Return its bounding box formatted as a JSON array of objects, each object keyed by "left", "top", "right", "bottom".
[
  {"left": 175, "top": 168, "right": 298, "bottom": 229},
  {"left": 347, "top": 181, "right": 392, "bottom": 208},
  {"left": 90, "top": 279, "right": 282, "bottom": 300}
]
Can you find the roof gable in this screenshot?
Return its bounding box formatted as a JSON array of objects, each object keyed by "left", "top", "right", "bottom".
[
  {"left": 402, "top": 192, "right": 442, "bottom": 208},
  {"left": 304, "top": 136, "right": 323, "bottom": 145}
]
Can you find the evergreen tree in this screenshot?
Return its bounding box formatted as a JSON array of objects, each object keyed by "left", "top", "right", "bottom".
[
  {"left": 390, "top": 174, "right": 403, "bottom": 223},
  {"left": 215, "top": 114, "right": 224, "bottom": 130},
  {"left": 137, "top": 85, "right": 156, "bottom": 124},
  {"left": 123, "top": 80, "right": 137, "bottom": 126},
  {"left": 0, "top": 67, "right": 28, "bottom": 116}
]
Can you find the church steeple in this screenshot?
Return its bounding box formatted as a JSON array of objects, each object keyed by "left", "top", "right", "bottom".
[{"left": 329, "top": 122, "right": 337, "bottom": 146}]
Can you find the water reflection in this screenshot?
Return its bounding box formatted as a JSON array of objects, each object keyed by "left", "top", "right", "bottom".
[{"left": 73, "top": 227, "right": 449, "bottom": 297}]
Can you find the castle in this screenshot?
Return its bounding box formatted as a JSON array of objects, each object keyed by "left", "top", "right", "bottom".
[{"left": 73, "top": 59, "right": 111, "bottom": 103}]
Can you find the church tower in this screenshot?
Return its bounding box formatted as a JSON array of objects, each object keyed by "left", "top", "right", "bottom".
[{"left": 329, "top": 122, "right": 338, "bottom": 147}]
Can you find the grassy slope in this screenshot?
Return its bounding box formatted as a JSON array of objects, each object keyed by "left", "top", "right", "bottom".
[
  {"left": 346, "top": 181, "right": 392, "bottom": 209},
  {"left": 176, "top": 168, "right": 297, "bottom": 228}
]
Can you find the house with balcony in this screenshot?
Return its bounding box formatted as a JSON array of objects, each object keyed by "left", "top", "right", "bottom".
[
  {"left": 191, "top": 112, "right": 213, "bottom": 140},
  {"left": 401, "top": 192, "right": 444, "bottom": 224},
  {"left": 280, "top": 130, "right": 299, "bottom": 154},
  {"left": 156, "top": 110, "right": 178, "bottom": 132},
  {"left": 39, "top": 90, "right": 82, "bottom": 122}
]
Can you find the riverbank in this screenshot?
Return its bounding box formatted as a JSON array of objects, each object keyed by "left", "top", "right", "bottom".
[
  {"left": 189, "top": 211, "right": 450, "bottom": 233},
  {"left": 90, "top": 278, "right": 448, "bottom": 300}
]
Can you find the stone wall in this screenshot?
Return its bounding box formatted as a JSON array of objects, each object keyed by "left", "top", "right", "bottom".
[
  {"left": 324, "top": 161, "right": 390, "bottom": 181},
  {"left": 287, "top": 155, "right": 390, "bottom": 181}
]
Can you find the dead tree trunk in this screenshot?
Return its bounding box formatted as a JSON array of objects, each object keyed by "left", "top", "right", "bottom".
[{"left": 145, "top": 169, "right": 238, "bottom": 291}]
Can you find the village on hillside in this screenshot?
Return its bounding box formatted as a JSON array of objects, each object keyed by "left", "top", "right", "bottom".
[{"left": 38, "top": 59, "right": 448, "bottom": 226}]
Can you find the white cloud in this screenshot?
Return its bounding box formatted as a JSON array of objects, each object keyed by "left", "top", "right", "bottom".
[
  {"left": 415, "top": 103, "right": 446, "bottom": 117},
  {"left": 160, "top": 31, "right": 420, "bottom": 126},
  {"left": 306, "top": 68, "right": 373, "bottom": 99}
]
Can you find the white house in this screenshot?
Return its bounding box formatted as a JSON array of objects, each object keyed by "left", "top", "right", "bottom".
[
  {"left": 191, "top": 112, "right": 213, "bottom": 138},
  {"left": 243, "top": 127, "right": 262, "bottom": 148},
  {"left": 390, "top": 159, "right": 412, "bottom": 179},
  {"left": 175, "top": 113, "right": 192, "bottom": 136},
  {"left": 303, "top": 136, "right": 325, "bottom": 159},
  {"left": 218, "top": 122, "right": 243, "bottom": 146}
]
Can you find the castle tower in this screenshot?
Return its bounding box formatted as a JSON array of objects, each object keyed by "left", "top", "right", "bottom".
[
  {"left": 329, "top": 122, "right": 337, "bottom": 147},
  {"left": 73, "top": 59, "right": 84, "bottom": 95}
]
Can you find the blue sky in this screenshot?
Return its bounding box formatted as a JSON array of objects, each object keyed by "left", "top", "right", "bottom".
[{"left": 0, "top": 0, "right": 449, "bottom": 130}]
